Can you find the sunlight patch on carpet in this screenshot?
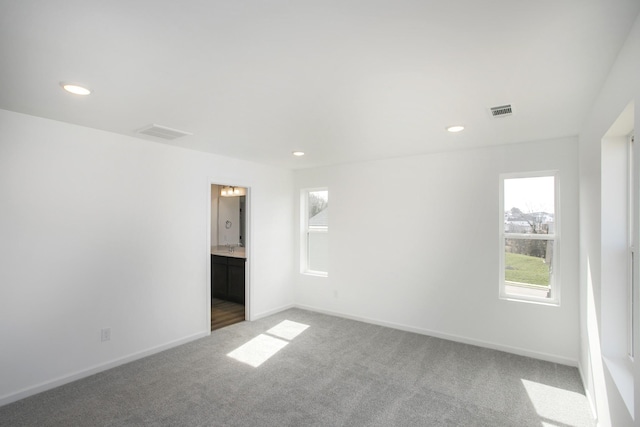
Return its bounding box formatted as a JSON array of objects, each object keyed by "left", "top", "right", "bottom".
[
  {"left": 227, "top": 334, "right": 289, "bottom": 367},
  {"left": 227, "top": 319, "right": 310, "bottom": 368},
  {"left": 521, "top": 379, "right": 590, "bottom": 426},
  {"left": 267, "top": 320, "right": 309, "bottom": 340}
]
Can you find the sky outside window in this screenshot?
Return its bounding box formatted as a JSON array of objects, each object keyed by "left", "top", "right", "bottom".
[{"left": 504, "top": 176, "right": 554, "bottom": 213}]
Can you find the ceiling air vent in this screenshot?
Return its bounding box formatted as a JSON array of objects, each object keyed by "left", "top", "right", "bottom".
[
  {"left": 489, "top": 104, "right": 513, "bottom": 118},
  {"left": 137, "top": 124, "right": 192, "bottom": 140}
]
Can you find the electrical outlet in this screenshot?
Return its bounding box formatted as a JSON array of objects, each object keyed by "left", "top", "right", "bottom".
[{"left": 101, "top": 328, "right": 111, "bottom": 342}]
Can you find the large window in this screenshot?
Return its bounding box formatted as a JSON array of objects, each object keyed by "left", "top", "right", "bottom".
[
  {"left": 500, "top": 172, "right": 558, "bottom": 304},
  {"left": 627, "top": 133, "right": 636, "bottom": 359},
  {"left": 301, "top": 188, "right": 328, "bottom": 276}
]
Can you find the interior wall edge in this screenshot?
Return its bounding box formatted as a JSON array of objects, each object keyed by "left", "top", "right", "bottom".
[
  {"left": 249, "top": 303, "right": 296, "bottom": 322},
  {"left": 294, "top": 303, "right": 579, "bottom": 367},
  {"left": 578, "top": 361, "right": 600, "bottom": 423}
]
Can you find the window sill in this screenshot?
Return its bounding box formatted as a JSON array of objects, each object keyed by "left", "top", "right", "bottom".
[
  {"left": 499, "top": 295, "right": 560, "bottom": 307},
  {"left": 302, "top": 271, "right": 328, "bottom": 278},
  {"left": 500, "top": 282, "right": 559, "bottom": 306},
  {"left": 603, "top": 356, "right": 634, "bottom": 418}
]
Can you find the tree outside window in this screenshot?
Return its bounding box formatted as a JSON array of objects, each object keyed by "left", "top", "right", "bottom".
[
  {"left": 302, "top": 189, "right": 328, "bottom": 275},
  {"left": 501, "top": 174, "right": 558, "bottom": 303}
]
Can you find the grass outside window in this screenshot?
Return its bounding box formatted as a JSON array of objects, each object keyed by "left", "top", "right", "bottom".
[{"left": 504, "top": 252, "right": 550, "bottom": 287}]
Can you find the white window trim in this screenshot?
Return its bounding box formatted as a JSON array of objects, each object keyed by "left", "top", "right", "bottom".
[
  {"left": 499, "top": 170, "right": 560, "bottom": 306},
  {"left": 300, "top": 187, "right": 328, "bottom": 277}
]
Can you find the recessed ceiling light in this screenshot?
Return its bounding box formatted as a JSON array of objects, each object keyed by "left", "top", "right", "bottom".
[
  {"left": 446, "top": 125, "right": 465, "bottom": 133},
  {"left": 60, "top": 82, "right": 91, "bottom": 96},
  {"left": 292, "top": 151, "right": 305, "bottom": 157}
]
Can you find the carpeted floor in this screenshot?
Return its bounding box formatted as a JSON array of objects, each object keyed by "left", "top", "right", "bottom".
[{"left": 0, "top": 308, "right": 594, "bottom": 426}]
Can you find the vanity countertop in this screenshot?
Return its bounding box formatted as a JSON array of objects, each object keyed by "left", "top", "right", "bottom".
[{"left": 211, "top": 246, "right": 246, "bottom": 259}]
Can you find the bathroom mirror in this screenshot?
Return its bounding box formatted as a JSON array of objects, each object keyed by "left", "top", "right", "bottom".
[{"left": 217, "top": 194, "right": 246, "bottom": 247}]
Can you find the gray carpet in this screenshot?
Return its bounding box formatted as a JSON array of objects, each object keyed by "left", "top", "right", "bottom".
[{"left": 0, "top": 308, "right": 594, "bottom": 426}]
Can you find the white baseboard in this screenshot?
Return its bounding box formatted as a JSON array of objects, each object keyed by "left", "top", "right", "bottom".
[
  {"left": 0, "top": 331, "right": 209, "bottom": 408},
  {"left": 250, "top": 303, "right": 295, "bottom": 321},
  {"left": 2, "top": 304, "right": 582, "bottom": 408},
  {"left": 294, "top": 303, "right": 579, "bottom": 367}
]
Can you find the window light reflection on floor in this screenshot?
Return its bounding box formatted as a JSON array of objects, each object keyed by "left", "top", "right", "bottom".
[
  {"left": 227, "top": 320, "right": 309, "bottom": 368},
  {"left": 267, "top": 319, "right": 309, "bottom": 340},
  {"left": 521, "top": 379, "right": 591, "bottom": 426},
  {"left": 226, "top": 334, "right": 289, "bottom": 368}
]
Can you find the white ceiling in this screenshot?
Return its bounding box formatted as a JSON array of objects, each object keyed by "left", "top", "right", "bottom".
[{"left": 1, "top": 1, "right": 639, "bottom": 169}]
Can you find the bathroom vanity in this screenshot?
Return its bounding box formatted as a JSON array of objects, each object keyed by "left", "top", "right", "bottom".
[{"left": 211, "top": 247, "right": 246, "bottom": 304}]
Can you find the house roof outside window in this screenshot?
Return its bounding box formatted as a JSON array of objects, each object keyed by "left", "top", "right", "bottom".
[{"left": 309, "top": 209, "right": 328, "bottom": 227}]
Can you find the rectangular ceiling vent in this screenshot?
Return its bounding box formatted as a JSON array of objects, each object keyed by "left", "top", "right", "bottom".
[
  {"left": 137, "top": 124, "right": 192, "bottom": 140},
  {"left": 489, "top": 104, "right": 513, "bottom": 118}
]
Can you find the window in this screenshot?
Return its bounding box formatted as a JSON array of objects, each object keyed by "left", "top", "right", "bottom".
[
  {"left": 602, "top": 130, "right": 637, "bottom": 361},
  {"left": 500, "top": 172, "right": 558, "bottom": 304},
  {"left": 628, "top": 133, "right": 636, "bottom": 359},
  {"left": 301, "top": 189, "right": 328, "bottom": 276}
]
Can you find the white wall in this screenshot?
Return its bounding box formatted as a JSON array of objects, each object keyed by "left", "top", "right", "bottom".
[
  {"left": 579, "top": 13, "right": 640, "bottom": 427},
  {"left": 294, "top": 136, "right": 580, "bottom": 364},
  {"left": 0, "top": 109, "right": 295, "bottom": 405}
]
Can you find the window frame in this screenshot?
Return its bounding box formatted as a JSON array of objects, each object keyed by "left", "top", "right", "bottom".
[
  {"left": 499, "top": 171, "right": 560, "bottom": 305},
  {"left": 300, "top": 187, "right": 328, "bottom": 277}
]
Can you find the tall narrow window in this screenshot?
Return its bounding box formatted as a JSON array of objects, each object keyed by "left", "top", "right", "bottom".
[
  {"left": 500, "top": 172, "right": 558, "bottom": 304},
  {"left": 302, "top": 189, "right": 328, "bottom": 276},
  {"left": 628, "top": 133, "right": 636, "bottom": 359}
]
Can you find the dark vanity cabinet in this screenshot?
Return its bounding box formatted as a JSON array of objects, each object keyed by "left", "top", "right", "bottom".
[
  {"left": 211, "top": 255, "right": 245, "bottom": 304},
  {"left": 211, "top": 256, "right": 228, "bottom": 299}
]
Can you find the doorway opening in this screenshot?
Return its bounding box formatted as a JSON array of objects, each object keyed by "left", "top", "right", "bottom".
[{"left": 210, "top": 183, "right": 248, "bottom": 331}]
